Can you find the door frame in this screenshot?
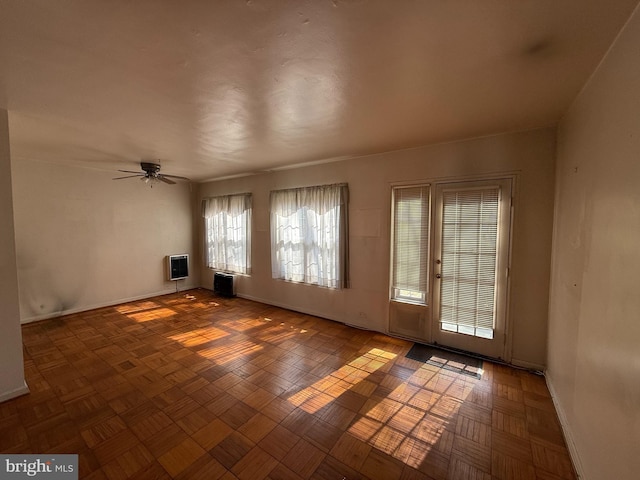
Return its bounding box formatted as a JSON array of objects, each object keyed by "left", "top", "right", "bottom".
[
  {"left": 387, "top": 174, "right": 516, "bottom": 361},
  {"left": 430, "top": 177, "right": 514, "bottom": 360}
]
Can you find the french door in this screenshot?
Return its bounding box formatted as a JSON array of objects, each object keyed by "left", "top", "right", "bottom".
[{"left": 431, "top": 179, "right": 512, "bottom": 359}]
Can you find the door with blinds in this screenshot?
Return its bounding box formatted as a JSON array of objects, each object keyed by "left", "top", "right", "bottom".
[{"left": 431, "top": 179, "right": 512, "bottom": 358}]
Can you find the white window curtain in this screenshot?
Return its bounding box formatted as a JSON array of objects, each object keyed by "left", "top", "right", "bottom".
[
  {"left": 270, "top": 184, "right": 349, "bottom": 289},
  {"left": 202, "top": 193, "right": 252, "bottom": 275}
]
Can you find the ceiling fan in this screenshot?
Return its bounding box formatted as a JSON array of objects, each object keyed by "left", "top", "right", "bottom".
[{"left": 113, "top": 162, "right": 191, "bottom": 187}]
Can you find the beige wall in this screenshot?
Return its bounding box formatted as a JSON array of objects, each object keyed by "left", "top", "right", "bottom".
[
  {"left": 0, "top": 109, "right": 27, "bottom": 401},
  {"left": 11, "top": 158, "right": 197, "bottom": 323},
  {"left": 199, "top": 128, "right": 556, "bottom": 368},
  {"left": 548, "top": 5, "right": 640, "bottom": 480}
]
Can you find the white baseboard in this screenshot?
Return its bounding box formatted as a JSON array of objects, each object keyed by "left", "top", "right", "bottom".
[
  {"left": 0, "top": 381, "right": 29, "bottom": 403},
  {"left": 20, "top": 284, "right": 198, "bottom": 324},
  {"left": 231, "top": 292, "right": 547, "bottom": 370},
  {"left": 511, "top": 358, "right": 545, "bottom": 373},
  {"left": 235, "top": 292, "right": 345, "bottom": 325},
  {"left": 545, "top": 373, "right": 586, "bottom": 480}
]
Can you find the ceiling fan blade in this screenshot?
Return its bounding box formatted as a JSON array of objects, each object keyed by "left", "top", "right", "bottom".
[
  {"left": 157, "top": 176, "right": 176, "bottom": 185},
  {"left": 118, "top": 169, "right": 143, "bottom": 174},
  {"left": 113, "top": 174, "right": 144, "bottom": 180},
  {"left": 161, "top": 174, "right": 191, "bottom": 181}
]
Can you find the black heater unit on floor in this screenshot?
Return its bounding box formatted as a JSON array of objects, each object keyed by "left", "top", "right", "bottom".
[{"left": 214, "top": 272, "right": 236, "bottom": 297}]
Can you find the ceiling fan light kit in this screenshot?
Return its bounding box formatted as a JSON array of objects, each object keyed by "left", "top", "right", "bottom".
[{"left": 113, "top": 161, "right": 191, "bottom": 188}]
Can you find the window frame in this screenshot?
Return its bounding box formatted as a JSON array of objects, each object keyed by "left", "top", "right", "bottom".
[
  {"left": 270, "top": 183, "right": 349, "bottom": 289},
  {"left": 202, "top": 193, "right": 252, "bottom": 275},
  {"left": 390, "top": 184, "right": 431, "bottom": 305}
]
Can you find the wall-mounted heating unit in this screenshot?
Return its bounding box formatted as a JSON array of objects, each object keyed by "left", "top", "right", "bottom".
[
  {"left": 167, "top": 254, "right": 189, "bottom": 281},
  {"left": 214, "top": 272, "right": 236, "bottom": 297}
]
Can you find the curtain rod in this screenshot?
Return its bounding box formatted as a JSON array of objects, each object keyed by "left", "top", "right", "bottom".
[
  {"left": 271, "top": 183, "right": 348, "bottom": 194},
  {"left": 202, "top": 192, "right": 252, "bottom": 201}
]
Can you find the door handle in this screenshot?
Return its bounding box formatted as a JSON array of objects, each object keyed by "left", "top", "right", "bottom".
[{"left": 435, "top": 274, "right": 441, "bottom": 279}]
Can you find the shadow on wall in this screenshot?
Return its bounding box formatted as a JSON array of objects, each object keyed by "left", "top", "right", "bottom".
[{"left": 16, "top": 251, "right": 84, "bottom": 319}]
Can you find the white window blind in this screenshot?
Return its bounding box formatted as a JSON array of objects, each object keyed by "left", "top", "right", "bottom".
[
  {"left": 439, "top": 187, "right": 499, "bottom": 339},
  {"left": 270, "top": 184, "right": 349, "bottom": 289},
  {"left": 203, "top": 193, "right": 252, "bottom": 275},
  {"left": 391, "top": 185, "right": 430, "bottom": 303}
]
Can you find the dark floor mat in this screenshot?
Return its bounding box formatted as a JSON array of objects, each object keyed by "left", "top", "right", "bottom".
[{"left": 406, "top": 343, "right": 483, "bottom": 378}]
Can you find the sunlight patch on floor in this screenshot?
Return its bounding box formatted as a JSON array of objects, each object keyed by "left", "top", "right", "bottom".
[
  {"left": 169, "top": 331, "right": 213, "bottom": 348},
  {"left": 114, "top": 301, "right": 162, "bottom": 314},
  {"left": 287, "top": 348, "right": 398, "bottom": 413},
  {"left": 126, "top": 307, "right": 177, "bottom": 322},
  {"left": 349, "top": 366, "right": 471, "bottom": 467},
  {"left": 197, "top": 339, "right": 263, "bottom": 364},
  {"left": 165, "top": 326, "right": 231, "bottom": 342}
]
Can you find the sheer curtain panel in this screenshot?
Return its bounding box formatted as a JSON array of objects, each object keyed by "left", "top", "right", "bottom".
[
  {"left": 270, "top": 184, "right": 349, "bottom": 289},
  {"left": 202, "top": 193, "right": 252, "bottom": 275}
]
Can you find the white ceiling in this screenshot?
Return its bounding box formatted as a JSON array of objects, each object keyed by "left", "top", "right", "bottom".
[{"left": 1, "top": 0, "right": 637, "bottom": 182}]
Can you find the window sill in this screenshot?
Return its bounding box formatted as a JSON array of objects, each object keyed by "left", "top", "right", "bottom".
[
  {"left": 390, "top": 298, "right": 428, "bottom": 307},
  {"left": 208, "top": 268, "right": 251, "bottom": 277}
]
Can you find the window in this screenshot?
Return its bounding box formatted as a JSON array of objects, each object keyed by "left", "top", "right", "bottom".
[
  {"left": 438, "top": 186, "right": 500, "bottom": 339},
  {"left": 270, "top": 184, "right": 349, "bottom": 289},
  {"left": 203, "top": 193, "right": 251, "bottom": 275},
  {"left": 391, "top": 185, "right": 430, "bottom": 303}
]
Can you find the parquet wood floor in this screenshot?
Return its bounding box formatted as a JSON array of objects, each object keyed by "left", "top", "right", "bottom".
[{"left": 1, "top": 289, "right": 576, "bottom": 479}]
